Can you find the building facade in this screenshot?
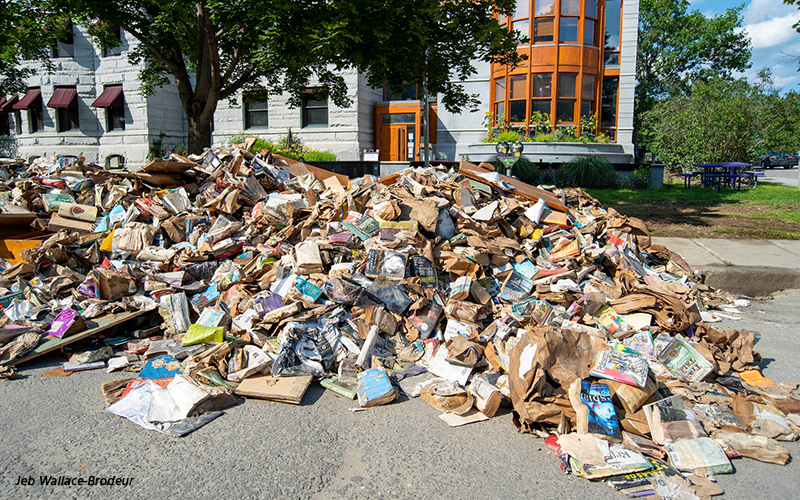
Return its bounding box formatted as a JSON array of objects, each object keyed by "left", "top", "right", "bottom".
[{"left": 1, "top": 1, "right": 638, "bottom": 167}]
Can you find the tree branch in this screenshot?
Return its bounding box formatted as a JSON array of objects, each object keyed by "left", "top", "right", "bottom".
[{"left": 221, "top": 48, "right": 241, "bottom": 86}]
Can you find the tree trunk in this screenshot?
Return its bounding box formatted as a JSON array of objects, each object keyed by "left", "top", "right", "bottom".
[{"left": 187, "top": 114, "right": 212, "bottom": 155}]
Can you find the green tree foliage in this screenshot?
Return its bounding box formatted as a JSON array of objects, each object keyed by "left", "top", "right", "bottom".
[
  {"left": 636, "top": 0, "right": 752, "bottom": 135},
  {"left": 0, "top": 1, "right": 58, "bottom": 95},
  {"left": 642, "top": 73, "right": 800, "bottom": 172},
  {"left": 785, "top": 0, "right": 800, "bottom": 70},
  {"left": 35, "top": 0, "right": 522, "bottom": 153}
]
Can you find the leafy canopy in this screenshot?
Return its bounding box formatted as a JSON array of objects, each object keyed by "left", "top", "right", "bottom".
[{"left": 636, "top": 0, "right": 752, "bottom": 120}]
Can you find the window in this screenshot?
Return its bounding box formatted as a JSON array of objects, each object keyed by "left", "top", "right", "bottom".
[
  {"left": 601, "top": 77, "right": 619, "bottom": 128},
  {"left": 384, "top": 83, "right": 417, "bottom": 101},
  {"left": 302, "top": 92, "right": 328, "bottom": 127},
  {"left": 534, "top": 18, "right": 554, "bottom": 42},
  {"left": 51, "top": 20, "right": 75, "bottom": 58},
  {"left": 48, "top": 87, "right": 79, "bottom": 132},
  {"left": 605, "top": 0, "right": 622, "bottom": 66},
  {"left": 585, "top": 0, "right": 598, "bottom": 18},
  {"left": 584, "top": 19, "right": 596, "bottom": 45},
  {"left": 582, "top": 76, "right": 595, "bottom": 100},
  {"left": 102, "top": 26, "right": 123, "bottom": 57},
  {"left": 581, "top": 74, "right": 594, "bottom": 118},
  {"left": 29, "top": 109, "right": 44, "bottom": 133},
  {"left": 508, "top": 75, "right": 527, "bottom": 123},
  {"left": 512, "top": 1, "right": 530, "bottom": 43},
  {"left": 494, "top": 77, "right": 505, "bottom": 123},
  {"left": 557, "top": 74, "right": 577, "bottom": 123},
  {"left": 0, "top": 114, "right": 9, "bottom": 136},
  {"left": 14, "top": 112, "right": 22, "bottom": 135},
  {"left": 107, "top": 106, "right": 125, "bottom": 131},
  {"left": 535, "top": 0, "right": 555, "bottom": 15},
  {"left": 531, "top": 74, "right": 552, "bottom": 117},
  {"left": 559, "top": 18, "right": 579, "bottom": 42},
  {"left": 57, "top": 107, "right": 79, "bottom": 132},
  {"left": 561, "top": 0, "right": 580, "bottom": 15},
  {"left": 92, "top": 84, "right": 125, "bottom": 131},
  {"left": 244, "top": 97, "right": 268, "bottom": 129},
  {"left": 14, "top": 89, "right": 43, "bottom": 133},
  {"left": 533, "top": 0, "right": 555, "bottom": 43}
]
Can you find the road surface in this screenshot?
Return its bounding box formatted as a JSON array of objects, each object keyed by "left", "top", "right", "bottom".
[
  {"left": 1, "top": 291, "right": 800, "bottom": 499},
  {"left": 761, "top": 165, "right": 799, "bottom": 187}
]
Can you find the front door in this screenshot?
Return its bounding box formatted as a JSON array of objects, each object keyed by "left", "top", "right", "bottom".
[{"left": 390, "top": 124, "right": 408, "bottom": 161}]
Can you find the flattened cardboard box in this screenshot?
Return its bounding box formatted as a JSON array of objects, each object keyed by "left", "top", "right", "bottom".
[{"left": 234, "top": 374, "right": 313, "bottom": 404}]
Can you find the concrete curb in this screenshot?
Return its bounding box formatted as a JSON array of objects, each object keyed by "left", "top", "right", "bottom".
[{"left": 699, "top": 266, "right": 800, "bottom": 298}]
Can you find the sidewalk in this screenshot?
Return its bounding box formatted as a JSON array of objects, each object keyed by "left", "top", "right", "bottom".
[{"left": 652, "top": 237, "right": 800, "bottom": 296}]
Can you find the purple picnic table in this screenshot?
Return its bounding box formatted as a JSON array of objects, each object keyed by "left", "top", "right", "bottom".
[{"left": 694, "top": 162, "right": 751, "bottom": 190}]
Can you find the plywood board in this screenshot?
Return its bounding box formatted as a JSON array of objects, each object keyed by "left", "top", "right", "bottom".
[{"left": 1, "top": 310, "right": 147, "bottom": 367}]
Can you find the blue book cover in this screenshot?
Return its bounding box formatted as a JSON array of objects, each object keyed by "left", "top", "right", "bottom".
[{"left": 579, "top": 380, "right": 622, "bottom": 440}]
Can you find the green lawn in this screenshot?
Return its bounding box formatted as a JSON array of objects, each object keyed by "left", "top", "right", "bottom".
[
  {"left": 586, "top": 182, "right": 800, "bottom": 209},
  {"left": 585, "top": 181, "right": 800, "bottom": 239}
]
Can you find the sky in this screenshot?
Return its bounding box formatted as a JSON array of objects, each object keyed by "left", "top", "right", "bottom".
[{"left": 688, "top": 0, "right": 800, "bottom": 93}]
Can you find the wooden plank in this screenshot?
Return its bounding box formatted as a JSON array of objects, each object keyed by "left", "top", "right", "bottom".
[
  {"left": 1, "top": 310, "right": 147, "bottom": 367},
  {"left": 458, "top": 161, "right": 569, "bottom": 212}
]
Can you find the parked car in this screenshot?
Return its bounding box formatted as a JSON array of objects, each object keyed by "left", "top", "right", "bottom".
[{"left": 755, "top": 151, "right": 796, "bottom": 169}]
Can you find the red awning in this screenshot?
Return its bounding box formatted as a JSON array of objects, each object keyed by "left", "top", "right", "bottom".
[
  {"left": 0, "top": 95, "right": 18, "bottom": 112},
  {"left": 91, "top": 85, "right": 124, "bottom": 107},
  {"left": 13, "top": 89, "right": 42, "bottom": 110},
  {"left": 47, "top": 87, "right": 78, "bottom": 109}
]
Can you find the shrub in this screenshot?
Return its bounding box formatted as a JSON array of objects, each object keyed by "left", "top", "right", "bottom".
[
  {"left": 625, "top": 165, "right": 653, "bottom": 190},
  {"left": 227, "top": 132, "right": 337, "bottom": 161},
  {"left": 511, "top": 157, "right": 540, "bottom": 185},
  {"left": 484, "top": 156, "right": 508, "bottom": 175},
  {"left": 494, "top": 129, "right": 523, "bottom": 143},
  {"left": 561, "top": 155, "right": 617, "bottom": 188}
]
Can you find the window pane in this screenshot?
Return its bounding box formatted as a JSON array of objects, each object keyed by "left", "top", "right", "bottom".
[
  {"left": 247, "top": 99, "right": 268, "bottom": 112},
  {"left": 584, "top": 19, "right": 596, "bottom": 45},
  {"left": 559, "top": 18, "right": 578, "bottom": 42},
  {"left": 582, "top": 76, "right": 595, "bottom": 100},
  {"left": 381, "top": 113, "right": 416, "bottom": 124},
  {"left": 508, "top": 100, "right": 526, "bottom": 122},
  {"left": 581, "top": 100, "right": 593, "bottom": 118},
  {"left": 514, "top": 0, "right": 529, "bottom": 18},
  {"left": 605, "top": 0, "right": 621, "bottom": 52},
  {"left": 585, "top": 0, "right": 598, "bottom": 18},
  {"left": 514, "top": 20, "right": 529, "bottom": 39},
  {"left": 498, "top": 12, "right": 507, "bottom": 25},
  {"left": 495, "top": 102, "right": 505, "bottom": 122},
  {"left": 535, "top": 0, "right": 555, "bottom": 16},
  {"left": 604, "top": 52, "right": 619, "bottom": 66},
  {"left": 509, "top": 75, "right": 526, "bottom": 99},
  {"left": 247, "top": 110, "right": 268, "bottom": 128},
  {"left": 494, "top": 78, "right": 505, "bottom": 100},
  {"left": 532, "top": 74, "right": 551, "bottom": 98},
  {"left": 601, "top": 78, "right": 618, "bottom": 128},
  {"left": 306, "top": 99, "right": 327, "bottom": 108},
  {"left": 561, "top": 0, "right": 580, "bottom": 15},
  {"left": 306, "top": 107, "right": 327, "bottom": 126},
  {"left": 556, "top": 100, "right": 575, "bottom": 123},
  {"left": 532, "top": 100, "right": 551, "bottom": 117},
  {"left": 558, "top": 74, "right": 576, "bottom": 98},
  {"left": 534, "top": 18, "right": 554, "bottom": 42}
]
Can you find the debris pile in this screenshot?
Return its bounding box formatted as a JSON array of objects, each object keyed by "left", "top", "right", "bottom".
[{"left": 0, "top": 147, "right": 798, "bottom": 497}]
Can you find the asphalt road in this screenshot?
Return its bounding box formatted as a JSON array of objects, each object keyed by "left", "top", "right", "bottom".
[
  {"left": 761, "top": 164, "right": 799, "bottom": 187},
  {"left": 1, "top": 291, "right": 800, "bottom": 500}
]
